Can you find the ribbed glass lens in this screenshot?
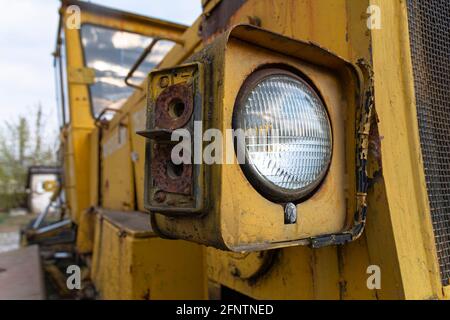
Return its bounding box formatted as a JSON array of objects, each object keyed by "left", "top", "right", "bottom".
[{"left": 235, "top": 73, "right": 332, "bottom": 196}]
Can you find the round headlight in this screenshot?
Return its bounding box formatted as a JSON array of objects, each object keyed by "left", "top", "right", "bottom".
[{"left": 233, "top": 68, "right": 332, "bottom": 202}]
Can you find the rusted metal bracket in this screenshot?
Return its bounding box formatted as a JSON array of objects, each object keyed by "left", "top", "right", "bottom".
[
  {"left": 310, "top": 59, "right": 375, "bottom": 248},
  {"left": 136, "top": 128, "right": 172, "bottom": 140},
  {"left": 142, "top": 63, "right": 207, "bottom": 215}
]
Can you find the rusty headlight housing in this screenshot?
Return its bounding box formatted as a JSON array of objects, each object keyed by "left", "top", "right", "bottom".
[
  {"left": 145, "top": 25, "right": 370, "bottom": 251},
  {"left": 233, "top": 68, "right": 332, "bottom": 202}
]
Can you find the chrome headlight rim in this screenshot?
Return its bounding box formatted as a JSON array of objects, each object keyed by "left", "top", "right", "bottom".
[{"left": 232, "top": 67, "right": 333, "bottom": 203}]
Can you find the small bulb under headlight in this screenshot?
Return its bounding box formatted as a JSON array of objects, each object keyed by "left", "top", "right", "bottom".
[{"left": 233, "top": 69, "right": 332, "bottom": 202}]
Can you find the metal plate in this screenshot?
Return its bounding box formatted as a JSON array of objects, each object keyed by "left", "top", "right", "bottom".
[
  {"left": 407, "top": 0, "right": 450, "bottom": 286},
  {"left": 145, "top": 63, "right": 206, "bottom": 214},
  {"left": 0, "top": 245, "right": 45, "bottom": 300}
]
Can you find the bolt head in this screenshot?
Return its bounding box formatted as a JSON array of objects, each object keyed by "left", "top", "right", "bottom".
[
  {"left": 284, "top": 202, "right": 297, "bottom": 224},
  {"left": 159, "top": 76, "right": 169, "bottom": 88},
  {"left": 154, "top": 191, "right": 166, "bottom": 203}
]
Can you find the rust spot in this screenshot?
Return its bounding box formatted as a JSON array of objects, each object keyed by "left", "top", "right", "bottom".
[
  {"left": 369, "top": 112, "right": 382, "bottom": 168},
  {"left": 367, "top": 112, "right": 383, "bottom": 189},
  {"left": 159, "top": 76, "right": 169, "bottom": 88},
  {"left": 155, "top": 83, "right": 193, "bottom": 130},
  {"left": 230, "top": 266, "right": 241, "bottom": 277},
  {"left": 200, "top": 0, "right": 247, "bottom": 41},
  {"left": 142, "top": 289, "right": 150, "bottom": 300},
  {"left": 247, "top": 16, "right": 261, "bottom": 27},
  {"left": 151, "top": 144, "right": 192, "bottom": 195},
  {"left": 153, "top": 191, "right": 167, "bottom": 203}
]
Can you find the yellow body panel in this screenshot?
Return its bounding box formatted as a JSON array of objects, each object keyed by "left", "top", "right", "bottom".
[
  {"left": 102, "top": 117, "right": 135, "bottom": 211},
  {"left": 129, "top": 105, "right": 147, "bottom": 211},
  {"left": 369, "top": 0, "right": 442, "bottom": 299},
  {"left": 91, "top": 213, "right": 207, "bottom": 300},
  {"left": 64, "top": 127, "right": 92, "bottom": 224},
  {"left": 76, "top": 208, "right": 97, "bottom": 254}
]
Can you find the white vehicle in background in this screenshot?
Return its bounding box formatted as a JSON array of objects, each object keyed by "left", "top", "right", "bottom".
[{"left": 26, "top": 166, "right": 61, "bottom": 217}]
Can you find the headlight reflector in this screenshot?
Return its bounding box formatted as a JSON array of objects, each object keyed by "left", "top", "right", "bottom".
[{"left": 233, "top": 69, "right": 332, "bottom": 201}]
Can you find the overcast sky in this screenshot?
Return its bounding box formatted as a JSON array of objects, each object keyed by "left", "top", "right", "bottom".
[{"left": 0, "top": 0, "right": 201, "bottom": 134}]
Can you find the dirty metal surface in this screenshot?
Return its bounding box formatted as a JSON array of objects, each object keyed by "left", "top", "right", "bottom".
[
  {"left": 98, "top": 209, "right": 154, "bottom": 238},
  {"left": 151, "top": 143, "right": 192, "bottom": 195},
  {"left": 155, "top": 83, "right": 193, "bottom": 130},
  {"left": 145, "top": 63, "right": 203, "bottom": 214},
  {"left": 0, "top": 245, "right": 45, "bottom": 299},
  {"left": 407, "top": 0, "right": 450, "bottom": 285},
  {"left": 200, "top": 0, "right": 247, "bottom": 40}
]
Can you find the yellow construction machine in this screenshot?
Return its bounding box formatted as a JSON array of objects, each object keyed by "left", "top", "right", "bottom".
[{"left": 23, "top": 0, "right": 450, "bottom": 300}]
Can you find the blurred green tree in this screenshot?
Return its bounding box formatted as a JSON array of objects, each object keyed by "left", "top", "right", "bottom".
[{"left": 0, "top": 104, "right": 57, "bottom": 210}]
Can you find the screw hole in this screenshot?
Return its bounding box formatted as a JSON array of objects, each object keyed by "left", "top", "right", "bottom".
[
  {"left": 168, "top": 99, "right": 185, "bottom": 119},
  {"left": 167, "top": 160, "right": 184, "bottom": 179}
]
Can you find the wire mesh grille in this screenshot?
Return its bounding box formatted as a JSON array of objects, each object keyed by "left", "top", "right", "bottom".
[{"left": 407, "top": 0, "right": 450, "bottom": 286}]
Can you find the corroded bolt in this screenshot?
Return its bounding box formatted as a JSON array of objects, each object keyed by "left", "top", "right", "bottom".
[
  {"left": 248, "top": 16, "right": 262, "bottom": 27},
  {"left": 159, "top": 76, "right": 169, "bottom": 88},
  {"left": 284, "top": 202, "right": 297, "bottom": 224},
  {"left": 154, "top": 191, "right": 166, "bottom": 203},
  {"left": 230, "top": 266, "right": 241, "bottom": 277}
]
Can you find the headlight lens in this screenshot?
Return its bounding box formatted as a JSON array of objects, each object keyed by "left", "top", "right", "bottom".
[{"left": 233, "top": 69, "right": 332, "bottom": 201}]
